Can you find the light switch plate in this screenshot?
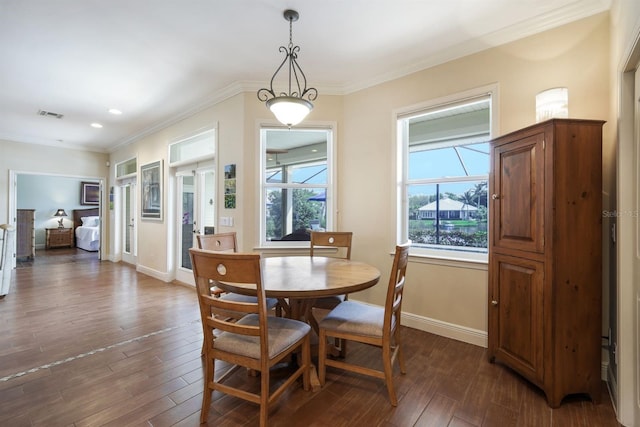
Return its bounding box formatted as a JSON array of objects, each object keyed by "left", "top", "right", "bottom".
[{"left": 219, "top": 216, "right": 233, "bottom": 227}]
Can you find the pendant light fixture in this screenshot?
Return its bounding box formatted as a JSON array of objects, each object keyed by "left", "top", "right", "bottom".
[{"left": 257, "top": 9, "right": 317, "bottom": 127}]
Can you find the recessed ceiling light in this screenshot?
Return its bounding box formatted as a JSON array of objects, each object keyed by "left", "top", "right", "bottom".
[
  {"left": 108, "top": 108, "right": 122, "bottom": 115},
  {"left": 91, "top": 123, "right": 103, "bottom": 128}
]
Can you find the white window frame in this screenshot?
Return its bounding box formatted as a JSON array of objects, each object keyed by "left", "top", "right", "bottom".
[
  {"left": 258, "top": 123, "right": 336, "bottom": 248},
  {"left": 115, "top": 156, "right": 137, "bottom": 180},
  {"left": 395, "top": 84, "right": 499, "bottom": 263},
  {"left": 168, "top": 127, "right": 216, "bottom": 168}
]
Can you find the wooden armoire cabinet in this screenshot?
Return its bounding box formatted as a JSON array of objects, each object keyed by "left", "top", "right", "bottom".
[
  {"left": 16, "top": 209, "right": 35, "bottom": 260},
  {"left": 488, "top": 119, "right": 605, "bottom": 408}
]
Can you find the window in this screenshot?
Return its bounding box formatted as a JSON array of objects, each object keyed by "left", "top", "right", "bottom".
[
  {"left": 260, "top": 126, "right": 334, "bottom": 246},
  {"left": 397, "top": 89, "right": 495, "bottom": 260},
  {"left": 168, "top": 128, "right": 215, "bottom": 167},
  {"left": 116, "top": 157, "right": 137, "bottom": 179}
]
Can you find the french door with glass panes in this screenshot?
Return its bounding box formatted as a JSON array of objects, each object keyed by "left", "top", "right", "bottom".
[
  {"left": 121, "top": 182, "right": 137, "bottom": 265},
  {"left": 175, "top": 168, "right": 216, "bottom": 284}
]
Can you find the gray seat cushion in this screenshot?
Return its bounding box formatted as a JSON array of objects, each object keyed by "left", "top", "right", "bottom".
[
  {"left": 219, "top": 292, "right": 278, "bottom": 310},
  {"left": 319, "top": 301, "right": 393, "bottom": 338},
  {"left": 214, "top": 315, "right": 310, "bottom": 359}
]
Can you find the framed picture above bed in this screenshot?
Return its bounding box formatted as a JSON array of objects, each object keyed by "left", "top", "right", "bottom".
[
  {"left": 141, "top": 160, "right": 163, "bottom": 221},
  {"left": 81, "top": 182, "right": 100, "bottom": 205}
]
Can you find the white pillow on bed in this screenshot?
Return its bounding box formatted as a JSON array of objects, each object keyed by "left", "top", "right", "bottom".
[{"left": 81, "top": 216, "right": 100, "bottom": 227}]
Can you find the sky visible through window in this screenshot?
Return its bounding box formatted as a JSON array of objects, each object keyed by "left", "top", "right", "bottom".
[
  {"left": 408, "top": 141, "right": 490, "bottom": 195},
  {"left": 268, "top": 164, "right": 327, "bottom": 187}
]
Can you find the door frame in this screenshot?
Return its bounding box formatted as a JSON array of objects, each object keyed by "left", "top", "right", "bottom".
[
  {"left": 174, "top": 164, "right": 216, "bottom": 285},
  {"left": 8, "top": 170, "right": 105, "bottom": 266},
  {"left": 119, "top": 180, "right": 137, "bottom": 265},
  {"left": 615, "top": 30, "right": 640, "bottom": 426}
]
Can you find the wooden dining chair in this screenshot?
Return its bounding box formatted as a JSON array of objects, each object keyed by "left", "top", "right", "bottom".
[
  {"left": 190, "top": 249, "right": 311, "bottom": 426},
  {"left": 317, "top": 243, "right": 410, "bottom": 406},
  {"left": 196, "top": 232, "right": 238, "bottom": 298},
  {"left": 196, "top": 231, "right": 277, "bottom": 310},
  {"left": 196, "top": 231, "right": 237, "bottom": 252},
  {"left": 310, "top": 230, "right": 352, "bottom": 259},
  {"left": 195, "top": 232, "right": 279, "bottom": 355},
  {"left": 309, "top": 231, "right": 353, "bottom": 356}
]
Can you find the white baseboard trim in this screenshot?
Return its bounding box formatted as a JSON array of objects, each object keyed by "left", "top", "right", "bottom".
[
  {"left": 345, "top": 298, "right": 489, "bottom": 348},
  {"left": 401, "top": 311, "right": 488, "bottom": 348},
  {"left": 136, "top": 264, "right": 172, "bottom": 282}
]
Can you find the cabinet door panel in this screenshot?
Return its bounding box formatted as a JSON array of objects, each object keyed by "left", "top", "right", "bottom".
[
  {"left": 491, "top": 133, "right": 544, "bottom": 253},
  {"left": 489, "top": 253, "right": 544, "bottom": 383}
]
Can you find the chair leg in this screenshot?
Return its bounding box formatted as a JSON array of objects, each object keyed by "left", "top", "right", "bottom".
[
  {"left": 395, "top": 330, "right": 406, "bottom": 375},
  {"left": 277, "top": 298, "right": 290, "bottom": 318},
  {"left": 338, "top": 338, "right": 347, "bottom": 358},
  {"left": 260, "top": 365, "right": 270, "bottom": 427},
  {"left": 200, "top": 357, "right": 214, "bottom": 423},
  {"left": 301, "top": 334, "right": 311, "bottom": 391},
  {"left": 382, "top": 344, "right": 398, "bottom": 406},
  {"left": 318, "top": 329, "right": 327, "bottom": 386}
]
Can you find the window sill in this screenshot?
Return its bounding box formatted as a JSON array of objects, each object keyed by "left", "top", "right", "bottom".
[
  {"left": 254, "top": 245, "right": 310, "bottom": 257},
  {"left": 404, "top": 250, "right": 488, "bottom": 271}
]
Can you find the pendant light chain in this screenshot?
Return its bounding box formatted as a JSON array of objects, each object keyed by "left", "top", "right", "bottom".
[
  {"left": 289, "top": 15, "right": 293, "bottom": 49},
  {"left": 287, "top": 15, "right": 294, "bottom": 96}
]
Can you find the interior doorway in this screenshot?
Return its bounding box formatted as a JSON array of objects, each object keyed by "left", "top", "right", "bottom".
[{"left": 9, "top": 172, "right": 103, "bottom": 268}]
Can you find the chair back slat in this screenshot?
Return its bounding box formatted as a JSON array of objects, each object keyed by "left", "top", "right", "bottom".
[
  {"left": 206, "top": 315, "right": 261, "bottom": 336},
  {"left": 383, "top": 243, "right": 410, "bottom": 338},
  {"left": 196, "top": 232, "right": 238, "bottom": 252},
  {"left": 310, "top": 231, "right": 353, "bottom": 259}
]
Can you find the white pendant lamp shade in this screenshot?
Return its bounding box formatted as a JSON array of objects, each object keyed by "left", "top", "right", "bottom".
[{"left": 267, "top": 97, "right": 313, "bottom": 127}]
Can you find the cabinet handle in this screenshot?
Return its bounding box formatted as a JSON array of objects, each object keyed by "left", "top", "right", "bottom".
[
  {"left": 491, "top": 194, "right": 500, "bottom": 200},
  {"left": 491, "top": 300, "right": 498, "bottom": 306}
]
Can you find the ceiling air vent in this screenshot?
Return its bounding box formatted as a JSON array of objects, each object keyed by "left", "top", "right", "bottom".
[{"left": 37, "top": 109, "right": 64, "bottom": 119}]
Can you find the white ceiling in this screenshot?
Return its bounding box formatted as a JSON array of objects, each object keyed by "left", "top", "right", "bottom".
[{"left": 0, "top": 0, "right": 610, "bottom": 153}]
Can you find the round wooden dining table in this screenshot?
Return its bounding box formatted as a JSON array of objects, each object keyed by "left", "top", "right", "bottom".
[{"left": 215, "top": 255, "right": 381, "bottom": 300}]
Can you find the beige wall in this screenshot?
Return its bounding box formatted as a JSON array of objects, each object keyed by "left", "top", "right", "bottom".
[
  {"left": 101, "top": 12, "right": 612, "bottom": 346},
  {"left": 107, "top": 95, "right": 246, "bottom": 277}
]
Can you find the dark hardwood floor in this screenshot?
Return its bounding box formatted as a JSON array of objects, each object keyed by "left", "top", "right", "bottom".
[{"left": 0, "top": 249, "right": 620, "bottom": 426}]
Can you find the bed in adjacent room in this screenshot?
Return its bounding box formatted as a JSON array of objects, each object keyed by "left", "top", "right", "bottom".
[{"left": 73, "top": 208, "right": 100, "bottom": 252}]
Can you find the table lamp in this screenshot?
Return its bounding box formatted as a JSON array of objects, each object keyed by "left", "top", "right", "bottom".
[{"left": 54, "top": 209, "right": 67, "bottom": 228}]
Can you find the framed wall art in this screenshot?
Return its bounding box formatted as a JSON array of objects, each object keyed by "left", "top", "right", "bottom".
[
  {"left": 141, "top": 160, "right": 163, "bottom": 220},
  {"left": 224, "top": 164, "right": 236, "bottom": 209},
  {"left": 80, "top": 181, "right": 100, "bottom": 205}
]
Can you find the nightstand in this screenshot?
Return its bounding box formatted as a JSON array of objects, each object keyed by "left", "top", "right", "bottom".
[{"left": 46, "top": 228, "right": 74, "bottom": 249}]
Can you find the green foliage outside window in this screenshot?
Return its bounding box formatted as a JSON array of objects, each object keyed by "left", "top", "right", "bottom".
[{"left": 267, "top": 188, "right": 325, "bottom": 240}]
